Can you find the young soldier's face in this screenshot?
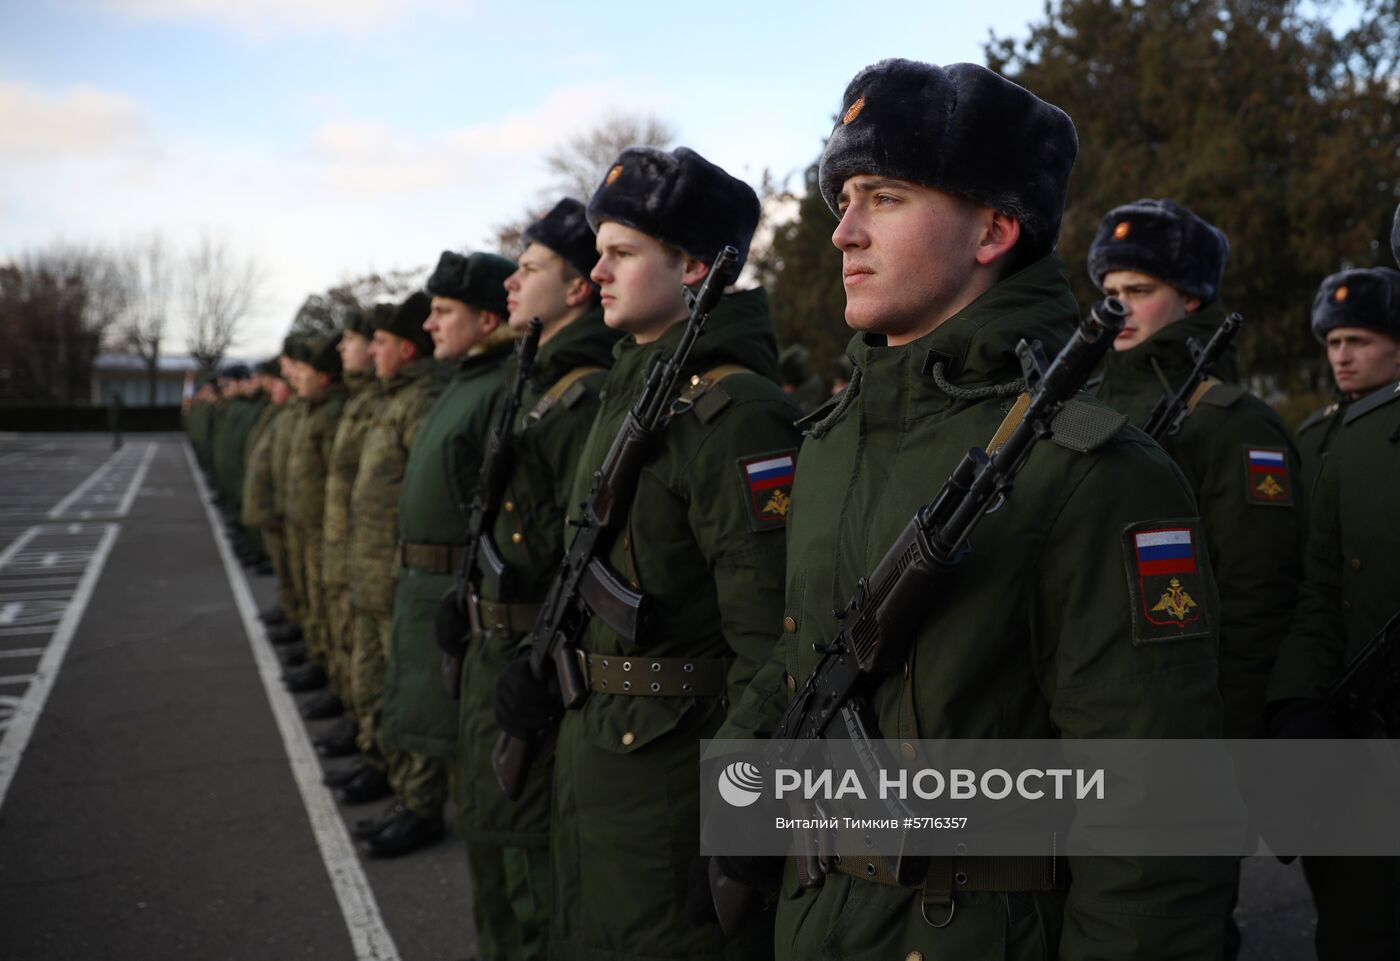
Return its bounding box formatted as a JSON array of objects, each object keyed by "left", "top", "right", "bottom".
[
  {"left": 505, "top": 243, "right": 579, "bottom": 336},
  {"left": 371, "top": 329, "right": 415, "bottom": 380},
  {"left": 1100, "top": 270, "right": 1201, "bottom": 350},
  {"left": 338, "top": 330, "right": 372, "bottom": 373},
  {"left": 832, "top": 176, "right": 994, "bottom": 345},
  {"left": 296, "top": 367, "right": 330, "bottom": 400},
  {"left": 592, "top": 222, "right": 705, "bottom": 343},
  {"left": 1326, "top": 326, "right": 1400, "bottom": 396},
  {"left": 269, "top": 378, "right": 292, "bottom": 404},
  {"left": 425, "top": 296, "right": 497, "bottom": 361}
]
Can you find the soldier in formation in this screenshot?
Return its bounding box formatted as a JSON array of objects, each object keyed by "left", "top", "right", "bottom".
[{"left": 181, "top": 68, "right": 1399, "bottom": 961}]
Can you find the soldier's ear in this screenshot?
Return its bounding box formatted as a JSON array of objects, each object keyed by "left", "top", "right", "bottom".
[
  {"left": 680, "top": 256, "right": 710, "bottom": 289},
  {"left": 564, "top": 274, "right": 594, "bottom": 309},
  {"left": 974, "top": 209, "right": 1021, "bottom": 268},
  {"left": 1182, "top": 296, "right": 1202, "bottom": 316}
]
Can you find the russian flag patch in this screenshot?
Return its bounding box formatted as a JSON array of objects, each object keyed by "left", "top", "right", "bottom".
[
  {"left": 1123, "top": 522, "right": 1211, "bottom": 643},
  {"left": 738, "top": 451, "right": 796, "bottom": 531},
  {"left": 1243, "top": 446, "right": 1292, "bottom": 506}
]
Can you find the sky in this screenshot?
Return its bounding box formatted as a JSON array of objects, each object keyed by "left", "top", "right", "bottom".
[{"left": 0, "top": 0, "right": 1187, "bottom": 356}]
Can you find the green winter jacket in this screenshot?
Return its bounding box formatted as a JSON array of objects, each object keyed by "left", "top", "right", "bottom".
[
  {"left": 1295, "top": 397, "right": 1349, "bottom": 497},
  {"left": 1092, "top": 303, "right": 1306, "bottom": 737},
  {"left": 455, "top": 306, "right": 620, "bottom": 847},
  {"left": 382, "top": 341, "right": 513, "bottom": 758},
  {"left": 727, "top": 255, "right": 1235, "bottom": 961},
  {"left": 1269, "top": 379, "right": 1400, "bottom": 698},
  {"left": 550, "top": 288, "right": 800, "bottom": 961}
]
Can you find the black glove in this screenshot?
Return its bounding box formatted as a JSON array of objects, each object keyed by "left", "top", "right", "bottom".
[
  {"left": 685, "top": 853, "right": 781, "bottom": 933},
  {"left": 683, "top": 856, "right": 718, "bottom": 927},
  {"left": 435, "top": 592, "right": 471, "bottom": 657},
  {"left": 493, "top": 655, "right": 563, "bottom": 740},
  {"left": 1264, "top": 698, "right": 1335, "bottom": 738}
]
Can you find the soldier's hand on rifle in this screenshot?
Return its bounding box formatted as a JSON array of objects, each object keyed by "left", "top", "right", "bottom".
[{"left": 493, "top": 654, "right": 563, "bottom": 739}]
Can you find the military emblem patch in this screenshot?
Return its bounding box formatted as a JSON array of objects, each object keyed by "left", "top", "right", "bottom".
[
  {"left": 738, "top": 451, "right": 796, "bottom": 532},
  {"left": 1123, "top": 523, "right": 1211, "bottom": 644},
  {"left": 1113, "top": 220, "right": 1131, "bottom": 240},
  {"left": 605, "top": 164, "right": 624, "bottom": 186},
  {"left": 842, "top": 97, "right": 866, "bottom": 125},
  {"left": 1334, "top": 285, "right": 1348, "bottom": 303},
  {"left": 1243, "top": 447, "right": 1292, "bottom": 506}
]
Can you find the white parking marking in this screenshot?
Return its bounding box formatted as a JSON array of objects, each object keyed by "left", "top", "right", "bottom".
[
  {"left": 181, "top": 441, "right": 400, "bottom": 961},
  {"left": 0, "top": 603, "right": 20, "bottom": 625}
]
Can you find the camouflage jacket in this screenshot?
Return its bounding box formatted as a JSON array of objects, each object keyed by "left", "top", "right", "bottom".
[{"left": 322, "top": 370, "right": 380, "bottom": 588}]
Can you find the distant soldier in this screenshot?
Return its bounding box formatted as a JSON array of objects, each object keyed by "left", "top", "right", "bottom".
[
  {"left": 266, "top": 340, "right": 310, "bottom": 644},
  {"left": 310, "top": 308, "right": 381, "bottom": 733},
  {"left": 492, "top": 146, "right": 800, "bottom": 961},
  {"left": 330, "top": 293, "right": 443, "bottom": 813},
  {"left": 1087, "top": 198, "right": 1306, "bottom": 740},
  {"left": 373, "top": 252, "right": 517, "bottom": 857},
  {"left": 281, "top": 335, "right": 348, "bottom": 695},
  {"left": 713, "top": 59, "right": 1234, "bottom": 960},
  {"left": 778, "top": 343, "right": 826, "bottom": 415},
  {"left": 1266, "top": 263, "right": 1400, "bottom": 961},
  {"left": 243, "top": 359, "right": 295, "bottom": 625},
  {"left": 1295, "top": 267, "right": 1400, "bottom": 492},
  {"left": 445, "top": 199, "right": 618, "bottom": 961}
]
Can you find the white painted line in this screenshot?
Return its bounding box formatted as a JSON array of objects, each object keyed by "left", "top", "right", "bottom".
[
  {"left": 180, "top": 440, "right": 400, "bottom": 961},
  {"left": 40, "top": 554, "right": 58, "bottom": 568},
  {"left": 0, "top": 522, "right": 118, "bottom": 811},
  {"left": 0, "top": 675, "right": 35, "bottom": 686},
  {"left": 0, "top": 529, "right": 42, "bottom": 570},
  {"left": 0, "top": 603, "right": 20, "bottom": 625},
  {"left": 0, "top": 648, "right": 44, "bottom": 659},
  {"left": 115, "top": 442, "right": 157, "bottom": 517},
  {"left": 46, "top": 448, "right": 125, "bottom": 519},
  {"left": 0, "top": 627, "right": 52, "bottom": 639}
]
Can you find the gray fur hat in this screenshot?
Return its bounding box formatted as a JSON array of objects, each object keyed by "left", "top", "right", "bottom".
[
  {"left": 818, "top": 59, "right": 1078, "bottom": 260},
  {"left": 1311, "top": 267, "right": 1400, "bottom": 343},
  {"left": 587, "top": 146, "right": 760, "bottom": 278},
  {"left": 1088, "top": 198, "right": 1230, "bottom": 302},
  {"left": 523, "top": 198, "right": 599, "bottom": 282}
]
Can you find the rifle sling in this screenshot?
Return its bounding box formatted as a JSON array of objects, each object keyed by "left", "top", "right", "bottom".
[{"left": 527, "top": 366, "right": 606, "bottom": 423}]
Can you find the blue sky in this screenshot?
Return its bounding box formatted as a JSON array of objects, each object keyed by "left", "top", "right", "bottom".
[{"left": 0, "top": 0, "right": 1359, "bottom": 356}]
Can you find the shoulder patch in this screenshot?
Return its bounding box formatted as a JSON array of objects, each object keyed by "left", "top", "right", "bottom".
[
  {"left": 1122, "top": 522, "right": 1213, "bottom": 645},
  {"left": 1049, "top": 399, "right": 1127, "bottom": 453},
  {"left": 1243, "top": 446, "right": 1293, "bottom": 506},
  {"left": 1342, "top": 380, "right": 1400, "bottom": 425},
  {"left": 737, "top": 450, "right": 796, "bottom": 532},
  {"left": 1196, "top": 382, "right": 1246, "bottom": 408}
]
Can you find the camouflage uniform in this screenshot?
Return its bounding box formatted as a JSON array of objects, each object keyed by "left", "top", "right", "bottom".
[
  {"left": 322, "top": 368, "right": 380, "bottom": 698},
  {"left": 273, "top": 398, "right": 307, "bottom": 627}
]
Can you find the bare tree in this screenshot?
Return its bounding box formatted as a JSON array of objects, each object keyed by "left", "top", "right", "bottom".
[
  {"left": 492, "top": 112, "right": 677, "bottom": 254},
  {"left": 118, "top": 236, "right": 172, "bottom": 406},
  {"left": 184, "top": 233, "right": 264, "bottom": 375}
]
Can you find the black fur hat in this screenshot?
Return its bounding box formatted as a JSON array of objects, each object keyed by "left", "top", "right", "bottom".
[
  {"left": 281, "top": 335, "right": 309, "bottom": 363},
  {"left": 1311, "top": 267, "right": 1400, "bottom": 343},
  {"left": 306, "top": 332, "right": 343, "bottom": 378},
  {"left": 341, "top": 306, "right": 373, "bottom": 338},
  {"left": 523, "top": 198, "right": 599, "bottom": 282},
  {"left": 586, "top": 146, "right": 760, "bottom": 278},
  {"left": 219, "top": 362, "right": 252, "bottom": 380},
  {"left": 1088, "top": 198, "right": 1229, "bottom": 302},
  {"left": 1391, "top": 201, "right": 1399, "bottom": 267},
  {"left": 371, "top": 291, "right": 434, "bottom": 356},
  {"left": 818, "top": 59, "right": 1077, "bottom": 260},
  {"left": 425, "top": 251, "right": 515, "bottom": 316}
]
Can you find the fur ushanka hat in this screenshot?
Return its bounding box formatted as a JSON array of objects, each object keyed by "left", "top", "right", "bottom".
[
  {"left": 587, "top": 146, "right": 760, "bottom": 279},
  {"left": 371, "top": 291, "right": 434, "bottom": 356},
  {"left": 425, "top": 251, "right": 516, "bottom": 317},
  {"left": 1310, "top": 267, "right": 1400, "bottom": 343},
  {"left": 1088, "top": 198, "right": 1230, "bottom": 303},
  {"left": 818, "top": 59, "right": 1078, "bottom": 261},
  {"left": 524, "top": 198, "right": 599, "bottom": 283}
]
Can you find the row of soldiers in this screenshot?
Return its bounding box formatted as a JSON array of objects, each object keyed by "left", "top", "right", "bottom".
[{"left": 186, "top": 56, "right": 1400, "bottom": 961}]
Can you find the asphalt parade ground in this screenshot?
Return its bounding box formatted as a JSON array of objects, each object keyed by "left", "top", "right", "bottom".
[{"left": 0, "top": 433, "right": 1318, "bottom": 960}]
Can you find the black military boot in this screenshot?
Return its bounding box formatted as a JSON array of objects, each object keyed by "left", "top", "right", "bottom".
[
  {"left": 278, "top": 644, "right": 307, "bottom": 668},
  {"left": 349, "top": 800, "right": 402, "bottom": 839},
  {"left": 283, "top": 663, "right": 327, "bottom": 692},
  {"left": 314, "top": 716, "right": 359, "bottom": 758},
  {"left": 300, "top": 690, "right": 344, "bottom": 720},
  {"left": 265, "top": 623, "right": 303, "bottom": 646},
  {"left": 336, "top": 766, "right": 392, "bottom": 806},
  {"left": 363, "top": 806, "right": 443, "bottom": 858},
  {"left": 258, "top": 605, "right": 287, "bottom": 626},
  {"left": 323, "top": 761, "right": 369, "bottom": 789}
]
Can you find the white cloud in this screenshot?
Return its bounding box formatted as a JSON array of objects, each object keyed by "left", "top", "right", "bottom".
[
  {"left": 103, "top": 0, "right": 450, "bottom": 35},
  {"left": 0, "top": 83, "right": 150, "bottom": 157}
]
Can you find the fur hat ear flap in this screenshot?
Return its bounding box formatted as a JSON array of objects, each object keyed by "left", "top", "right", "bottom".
[
  {"left": 818, "top": 59, "right": 1077, "bottom": 261},
  {"left": 1311, "top": 267, "right": 1400, "bottom": 343},
  {"left": 586, "top": 146, "right": 760, "bottom": 277},
  {"left": 523, "top": 198, "right": 599, "bottom": 283},
  {"left": 1087, "top": 198, "right": 1229, "bottom": 302}
]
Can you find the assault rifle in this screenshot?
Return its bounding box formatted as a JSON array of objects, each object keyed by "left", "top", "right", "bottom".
[
  {"left": 446, "top": 318, "right": 542, "bottom": 659},
  {"left": 1327, "top": 608, "right": 1400, "bottom": 737},
  {"left": 1142, "top": 311, "right": 1243, "bottom": 440},
  {"left": 491, "top": 246, "right": 740, "bottom": 800},
  {"left": 708, "top": 297, "right": 1127, "bottom": 934}
]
